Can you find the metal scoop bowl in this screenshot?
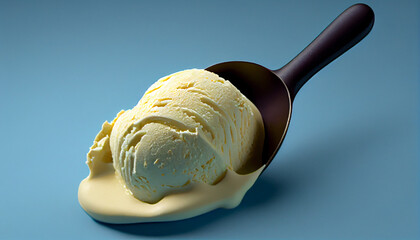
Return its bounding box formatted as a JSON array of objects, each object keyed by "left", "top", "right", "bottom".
[{"left": 206, "top": 3, "right": 374, "bottom": 172}]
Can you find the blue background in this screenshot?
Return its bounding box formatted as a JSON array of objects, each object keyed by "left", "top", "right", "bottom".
[{"left": 0, "top": 0, "right": 419, "bottom": 239}]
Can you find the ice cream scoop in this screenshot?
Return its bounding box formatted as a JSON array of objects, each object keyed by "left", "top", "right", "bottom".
[
  {"left": 79, "top": 70, "right": 265, "bottom": 223},
  {"left": 78, "top": 3, "right": 374, "bottom": 224},
  {"left": 207, "top": 3, "right": 374, "bottom": 172}
]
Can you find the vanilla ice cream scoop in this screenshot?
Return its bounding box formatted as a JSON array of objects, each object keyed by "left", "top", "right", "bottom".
[
  {"left": 109, "top": 69, "right": 264, "bottom": 203},
  {"left": 79, "top": 69, "right": 264, "bottom": 223}
]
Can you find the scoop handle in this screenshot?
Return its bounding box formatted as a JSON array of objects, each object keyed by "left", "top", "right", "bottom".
[{"left": 273, "top": 3, "right": 374, "bottom": 100}]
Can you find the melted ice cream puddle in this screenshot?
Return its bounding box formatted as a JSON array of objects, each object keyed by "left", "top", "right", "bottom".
[{"left": 78, "top": 161, "right": 264, "bottom": 224}]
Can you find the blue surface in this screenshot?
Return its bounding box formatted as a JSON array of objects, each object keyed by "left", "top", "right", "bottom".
[{"left": 0, "top": 0, "right": 419, "bottom": 239}]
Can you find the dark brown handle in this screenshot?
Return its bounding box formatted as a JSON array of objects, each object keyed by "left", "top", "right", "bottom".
[{"left": 273, "top": 3, "right": 374, "bottom": 100}]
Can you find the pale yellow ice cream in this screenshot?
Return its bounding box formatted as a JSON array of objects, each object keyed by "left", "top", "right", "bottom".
[{"left": 79, "top": 69, "right": 264, "bottom": 223}]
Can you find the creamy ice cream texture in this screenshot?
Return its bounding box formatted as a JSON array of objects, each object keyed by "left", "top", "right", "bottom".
[{"left": 78, "top": 69, "right": 265, "bottom": 223}]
